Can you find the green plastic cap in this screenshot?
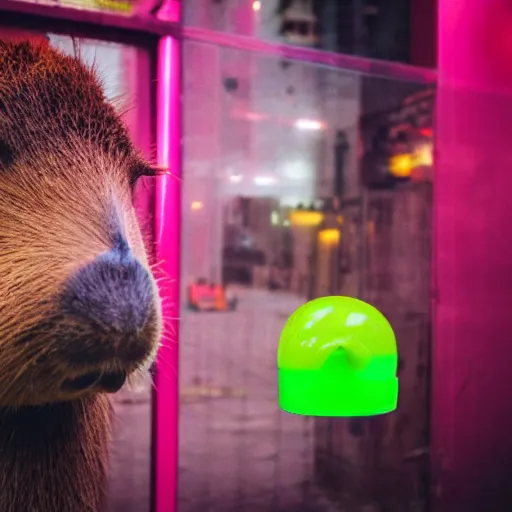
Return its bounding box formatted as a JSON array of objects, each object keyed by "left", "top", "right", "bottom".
[{"left": 277, "top": 296, "right": 398, "bottom": 417}]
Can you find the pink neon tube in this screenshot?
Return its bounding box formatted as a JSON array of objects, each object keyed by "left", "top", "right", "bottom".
[{"left": 154, "top": 35, "right": 181, "bottom": 512}]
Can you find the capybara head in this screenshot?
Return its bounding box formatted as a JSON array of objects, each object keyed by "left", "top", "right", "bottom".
[{"left": 0, "top": 40, "right": 162, "bottom": 407}]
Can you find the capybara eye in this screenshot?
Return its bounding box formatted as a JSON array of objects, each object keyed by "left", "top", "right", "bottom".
[{"left": 129, "top": 162, "right": 156, "bottom": 187}]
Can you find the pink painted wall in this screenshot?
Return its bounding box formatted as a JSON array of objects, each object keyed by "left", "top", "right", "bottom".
[{"left": 433, "top": 1, "right": 512, "bottom": 510}]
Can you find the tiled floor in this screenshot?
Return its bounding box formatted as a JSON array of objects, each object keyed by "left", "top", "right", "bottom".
[
  {"left": 105, "top": 373, "right": 153, "bottom": 512},
  {"left": 179, "top": 288, "right": 341, "bottom": 512},
  {"left": 105, "top": 288, "right": 343, "bottom": 512}
]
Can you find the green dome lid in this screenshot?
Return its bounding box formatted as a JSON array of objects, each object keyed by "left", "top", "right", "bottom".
[{"left": 277, "top": 296, "right": 398, "bottom": 417}]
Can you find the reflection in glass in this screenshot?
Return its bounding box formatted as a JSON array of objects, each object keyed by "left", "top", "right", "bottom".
[
  {"left": 181, "top": 40, "right": 434, "bottom": 511},
  {"left": 184, "top": 0, "right": 413, "bottom": 63}
]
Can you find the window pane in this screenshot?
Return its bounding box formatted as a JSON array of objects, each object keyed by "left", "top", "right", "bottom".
[{"left": 181, "top": 40, "right": 434, "bottom": 511}]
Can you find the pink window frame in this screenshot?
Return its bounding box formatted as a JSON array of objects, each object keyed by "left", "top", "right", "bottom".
[{"left": 153, "top": 33, "right": 182, "bottom": 512}]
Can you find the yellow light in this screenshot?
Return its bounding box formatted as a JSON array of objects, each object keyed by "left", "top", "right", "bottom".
[
  {"left": 318, "top": 229, "right": 341, "bottom": 245},
  {"left": 389, "top": 145, "right": 433, "bottom": 179},
  {"left": 389, "top": 153, "right": 413, "bottom": 178},
  {"left": 289, "top": 210, "right": 324, "bottom": 227},
  {"left": 191, "top": 201, "right": 203, "bottom": 211},
  {"left": 252, "top": 0, "right": 261, "bottom": 11},
  {"left": 413, "top": 144, "right": 433, "bottom": 167},
  {"left": 95, "top": 0, "right": 132, "bottom": 11}
]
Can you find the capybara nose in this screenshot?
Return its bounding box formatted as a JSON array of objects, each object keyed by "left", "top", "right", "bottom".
[{"left": 61, "top": 246, "right": 156, "bottom": 365}]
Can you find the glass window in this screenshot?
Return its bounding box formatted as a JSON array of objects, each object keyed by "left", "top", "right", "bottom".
[
  {"left": 184, "top": 0, "right": 415, "bottom": 64},
  {"left": 180, "top": 39, "right": 434, "bottom": 511}
]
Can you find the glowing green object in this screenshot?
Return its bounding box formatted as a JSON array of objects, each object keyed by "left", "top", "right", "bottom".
[{"left": 277, "top": 296, "right": 398, "bottom": 417}]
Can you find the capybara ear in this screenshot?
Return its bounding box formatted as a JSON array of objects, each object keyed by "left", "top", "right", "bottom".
[{"left": 0, "top": 31, "right": 48, "bottom": 170}]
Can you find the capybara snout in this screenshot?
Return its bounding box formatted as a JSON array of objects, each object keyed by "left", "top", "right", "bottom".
[
  {"left": 61, "top": 241, "right": 159, "bottom": 365},
  {"left": 0, "top": 40, "right": 162, "bottom": 407}
]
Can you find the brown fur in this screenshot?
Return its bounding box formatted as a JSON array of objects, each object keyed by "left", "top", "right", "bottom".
[{"left": 0, "top": 40, "right": 161, "bottom": 511}]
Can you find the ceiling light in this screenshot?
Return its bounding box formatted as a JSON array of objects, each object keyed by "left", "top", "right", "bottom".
[{"left": 294, "top": 119, "right": 324, "bottom": 131}]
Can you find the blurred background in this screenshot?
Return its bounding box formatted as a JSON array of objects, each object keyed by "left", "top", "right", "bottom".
[
  {"left": 180, "top": 3, "right": 434, "bottom": 510},
  {"left": 178, "top": 37, "right": 433, "bottom": 512},
  {"left": 8, "top": 1, "right": 500, "bottom": 511}
]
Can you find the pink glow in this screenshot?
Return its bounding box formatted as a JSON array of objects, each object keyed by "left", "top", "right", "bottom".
[
  {"left": 233, "top": 0, "right": 255, "bottom": 37},
  {"left": 433, "top": 0, "right": 512, "bottom": 509},
  {"left": 182, "top": 26, "right": 436, "bottom": 84},
  {"left": 154, "top": 35, "right": 181, "bottom": 512},
  {"left": 156, "top": 0, "right": 181, "bottom": 23},
  {"left": 229, "top": 108, "right": 325, "bottom": 130},
  {"left": 0, "top": 1, "right": 435, "bottom": 84}
]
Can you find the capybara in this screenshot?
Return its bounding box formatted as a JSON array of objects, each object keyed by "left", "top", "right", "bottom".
[{"left": 0, "top": 39, "right": 162, "bottom": 512}]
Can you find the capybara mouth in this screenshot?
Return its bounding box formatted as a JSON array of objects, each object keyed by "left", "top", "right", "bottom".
[
  {"left": 61, "top": 370, "right": 127, "bottom": 394},
  {"left": 97, "top": 371, "right": 127, "bottom": 393}
]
